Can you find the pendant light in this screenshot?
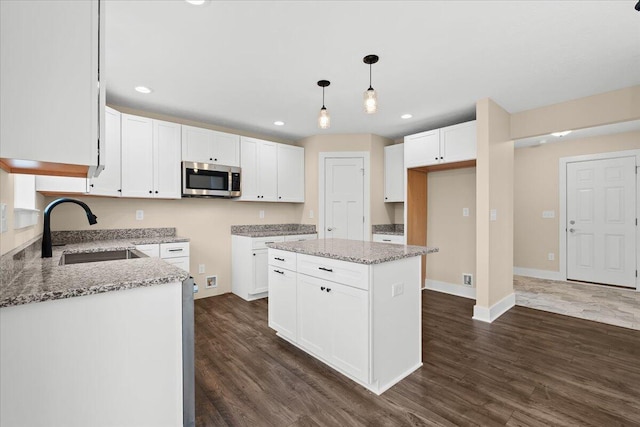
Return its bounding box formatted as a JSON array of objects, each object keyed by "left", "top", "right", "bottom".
[
  {"left": 363, "top": 54, "right": 379, "bottom": 114},
  {"left": 317, "top": 80, "right": 331, "bottom": 129}
]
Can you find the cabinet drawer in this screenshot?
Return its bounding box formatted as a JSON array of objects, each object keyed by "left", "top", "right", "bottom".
[
  {"left": 160, "top": 242, "right": 190, "bottom": 259},
  {"left": 297, "top": 254, "right": 369, "bottom": 291},
  {"left": 163, "top": 256, "right": 189, "bottom": 272},
  {"left": 284, "top": 233, "right": 317, "bottom": 242},
  {"left": 135, "top": 244, "right": 160, "bottom": 258},
  {"left": 268, "top": 249, "right": 296, "bottom": 271},
  {"left": 251, "top": 236, "right": 284, "bottom": 249},
  {"left": 372, "top": 234, "right": 404, "bottom": 245}
]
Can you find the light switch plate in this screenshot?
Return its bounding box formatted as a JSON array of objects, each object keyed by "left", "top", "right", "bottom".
[
  {"left": 135, "top": 210, "right": 144, "bottom": 220},
  {"left": 548, "top": 252, "right": 555, "bottom": 261},
  {"left": 198, "top": 264, "right": 205, "bottom": 274},
  {"left": 392, "top": 283, "right": 404, "bottom": 297},
  {"left": 259, "top": 210, "right": 265, "bottom": 219},
  {"left": 490, "top": 209, "right": 497, "bottom": 221},
  {"left": 463, "top": 207, "right": 470, "bottom": 217},
  {"left": 542, "top": 210, "right": 555, "bottom": 219}
]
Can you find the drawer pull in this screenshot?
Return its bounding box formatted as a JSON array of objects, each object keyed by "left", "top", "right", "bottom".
[
  {"left": 265, "top": 241, "right": 275, "bottom": 244},
  {"left": 383, "top": 239, "right": 391, "bottom": 242},
  {"left": 326, "top": 288, "right": 331, "bottom": 293},
  {"left": 321, "top": 286, "right": 325, "bottom": 291},
  {"left": 274, "top": 269, "right": 284, "bottom": 275},
  {"left": 274, "top": 257, "right": 285, "bottom": 261},
  {"left": 168, "top": 248, "right": 183, "bottom": 252},
  {"left": 318, "top": 267, "right": 333, "bottom": 272}
]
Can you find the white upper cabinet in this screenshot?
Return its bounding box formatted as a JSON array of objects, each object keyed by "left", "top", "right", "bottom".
[
  {"left": 0, "top": 0, "right": 104, "bottom": 177},
  {"left": 277, "top": 144, "right": 305, "bottom": 203},
  {"left": 121, "top": 114, "right": 181, "bottom": 199},
  {"left": 89, "top": 107, "right": 121, "bottom": 196},
  {"left": 384, "top": 144, "right": 404, "bottom": 202},
  {"left": 404, "top": 120, "right": 476, "bottom": 168},
  {"left": 240, "top": 137, "right": 278, "bottom": 201},
  {"left": 181, "top": 126, "right": 240, "bottom": 167},
  {"left": 240, "top": 138, "right": 305, "bottom": 203}
]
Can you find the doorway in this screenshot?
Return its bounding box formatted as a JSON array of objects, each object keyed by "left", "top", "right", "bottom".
[
  {"left": 560, "top": 150, "right": 639, "bottom": 289},
  {"left": 318, "top": 152, "right": 369, "bottom": 240}
]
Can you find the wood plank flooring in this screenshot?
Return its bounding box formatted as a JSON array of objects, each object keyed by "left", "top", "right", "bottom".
[{"left": 194, "top": 291, "right": 640, "bottom": 426}]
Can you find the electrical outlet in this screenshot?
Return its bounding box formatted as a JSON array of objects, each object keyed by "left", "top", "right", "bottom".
[
  {"left": 463, "top": 274, "right": 473, "bottom": 286},
  {"left": 462, "top": 207, "right": 469, "bottom": 217},
  {"left": 206, "top": 275, "right": 217, "bottom": 289},
  {"left": 542, "top": 210, "right": 555, "bottom": 219},
  {"left": 548, "top": 252, "right": 555, "bottom": 261},
  {"left": 392, "top": 283, "right": 404, "bottom": 297},
  {"left": 135, "top": 210, "right": 144, "bottom": 220},
  {"left": 490, "top": 209, "right": 497, "bottom": 221},
  {"left": 259, "top": 210, "right": 265, "bottom": 219},
  {"left": 198, "top": 264, "right": 205, "bottom": 274},
  {"left": 309, "top": 209, "right": 314, "bottom": 219}
]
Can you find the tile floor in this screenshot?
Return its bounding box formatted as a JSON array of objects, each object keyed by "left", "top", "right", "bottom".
[{"left": 514, "top": 275, "right": 640, "bottom": 330}]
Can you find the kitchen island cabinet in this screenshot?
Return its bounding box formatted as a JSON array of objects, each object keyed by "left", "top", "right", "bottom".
[{"left": 267, "top": 238, "right": 437, "bottom": 395}]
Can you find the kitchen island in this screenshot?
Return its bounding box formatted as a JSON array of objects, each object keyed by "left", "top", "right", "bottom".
[{"left": 267, "top": 238, "right": 437, "bottom": 395}]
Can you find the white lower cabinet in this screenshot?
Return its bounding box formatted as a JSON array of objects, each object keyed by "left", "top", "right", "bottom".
[
  {"left": 232, "top": 234, "right": 317, "bottom": 301},
  {"left": 135, "top": 241, "right": 190, "bottom": 272},
  {"left": 297, "top": 273, "right": 369, "bottom": 383},
  {"left": 268, "top": 251, "right": 422, "bottom": 395}
]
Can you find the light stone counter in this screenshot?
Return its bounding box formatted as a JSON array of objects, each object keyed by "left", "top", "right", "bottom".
[
  {"left": 1, "top": 229, "right": 189, "bottom": 308},
  {"left": 267, "top": 238, "right": 437, "bottom": 265}
]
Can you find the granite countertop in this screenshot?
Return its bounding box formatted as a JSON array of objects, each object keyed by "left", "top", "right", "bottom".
[
  {"left": 372, "top": 224, "right": 404, "bottom": 236},
  {"left": 1, "top": 232, "right": 190, "bottom": 309},
  {"left": 267, "top": 238, "right": 437, "bottom": 265},
  {"left": 231, "top": 224, "right": 317, "bottom": 238}
]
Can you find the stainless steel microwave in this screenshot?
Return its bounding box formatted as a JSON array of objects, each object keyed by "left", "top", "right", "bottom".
[{"left": 182, "top": 161, "right": 241, "bottom": 198}]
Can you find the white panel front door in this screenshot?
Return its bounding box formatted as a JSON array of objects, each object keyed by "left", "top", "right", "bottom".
[
  {"left": 324, "top": 157, "right": 364, "bottom": 240},
  {"left": 566, "top": 157, "right": 637, "bottom": 287}
]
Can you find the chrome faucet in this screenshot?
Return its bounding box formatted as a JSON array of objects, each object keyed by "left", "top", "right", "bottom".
[{"left": 41, "top": 198, "right": 98, "bottom": 258}]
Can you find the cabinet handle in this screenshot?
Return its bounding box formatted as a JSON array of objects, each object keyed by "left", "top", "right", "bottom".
[
  {"left": 90, "top": 184, "right": 94, "bottom": 187},
  {"left": 384, "top": 197, "right": 387, "bottom": 200},
  {"left": 383, "top": 239, "right": 391, "bottom": 242},
  {"left": 274, "top": 269, "right": 284, "bottom": 275},
  {"left": 118, "top": 189, "right": 122, "bottom": 192},
  {"left": 321, "top": 286, "right": 326, "bottom": 291},
  {"left": 149, "top": 190, "right": 152, "bottom": 194},
  {"left": 274, "top": 257, "right": 285, "bottom": 261},
  {"left": 326, "top": 288, "right": 331, "bottom": 293},
  {"left": 168, "top": 248, "right": 183, "bottom": 252},
  {"left": 209, "top": 158, "right": 213, "bottom": 161},
  {"left": 435, "top": 157, "right": 438, "bottom": 160},
  {"left": 440, "top": 156, "right": 444, "bottom": 160},
  {"left": 214, "top": 158, "right": 218, "bottom": 162},
  {"left": 155, "top": 190, "right": 158, "bottom": 194},
  {"left": 318, "top": 267, "right": 333, "bottom": 272}
]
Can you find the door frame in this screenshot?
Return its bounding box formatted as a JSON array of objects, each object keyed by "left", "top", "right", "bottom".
[
  {"left": 559, "top": 149, "right": 640, "bottom": 290},
  {"left": 318, "top": 151, "right": 371, "bottom": 240}
]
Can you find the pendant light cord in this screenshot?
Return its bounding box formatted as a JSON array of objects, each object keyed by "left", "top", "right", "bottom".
[
  {"left": 322, "top": 86, "right": 326, "bottom": 108},
  {"left": 369, "top": 63, "right": 373, "bottom": 90}
]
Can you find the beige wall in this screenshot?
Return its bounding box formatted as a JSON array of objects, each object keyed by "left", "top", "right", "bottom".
[
  {"left": 0, "top": 169, "right": 46, "bottom": 256},
  {"left": 514, "top": 131, "right": 640, "bottom": 271},
  {"left": 426, "top": 168, "right": 476, "bottom": 286},
  {"left": 476, "top": 98, "right": 514, "bottom": 309},
  {"left": 297, "top": 133, "right": 395, "bottom": 234},
  {"left": 46, "top": 196, "right": 302, "bottom": 298},
  {"left": 511, "top": 85, "right": 640, "bottom": 140}
]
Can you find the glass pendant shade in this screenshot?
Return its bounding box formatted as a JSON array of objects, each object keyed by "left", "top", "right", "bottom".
[
  {"left": 318, "top": 106, "right": 330, "bottom": 129},
  {"left": 364, "top": 88, "right": 377, "bottom": 114}
]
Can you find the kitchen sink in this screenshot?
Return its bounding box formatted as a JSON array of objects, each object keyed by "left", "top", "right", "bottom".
[{"left": 59, "top": 249, "right": 147, "bottom": 265}]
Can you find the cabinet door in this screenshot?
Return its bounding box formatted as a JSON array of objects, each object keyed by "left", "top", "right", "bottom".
[
  {"left": 277, "top": 144, "right": 305, "bottom": 203},
  {"left": 258, "top": 141, "right": 278, "bottom": 201},
  {"left": 135, "top": 244, "right": 160, "bottom": 258},
  {"left": 121, "top": 115, "right": 154, "bottom": 198},
  {"left": 90, "top": 106, "right": 121, "bottom": 196},
  {"left": 297, "top": 274, "right": 331, "bottom": 358},
  {"left": 440, "top": 120, "right": 476, "bottom": 163},
  {"left": 0, "top": 0, "right": 101, "bottom": 174},
  {"left": 268, "top": 267, "right": 297, "bottom": 341},
  {"left": 251, "top": 249, "right": 269, "bottom": 295},
  {"left": 153, "top": 120, "right": 181, "bottom": 199},
  {"left": 211, "top": 131, "right": 240, "bottom": 167},
  {"left": 35, "top": 176, "right": 88, "bottom": 194},
  {"left": 404, "top": 129, "right": 440, "bottom": 168},
  {"left": 181, "top": 125, "right": 213, "bottom": 163},
  {"left": 239, "top": 137, "right": 259, "bottom": 200},
  {"left": 327, "top": 282, "right": 369, "bottom": 383},
  {"left": 384, "top": 144, "right": 404, "bottom": 202}
]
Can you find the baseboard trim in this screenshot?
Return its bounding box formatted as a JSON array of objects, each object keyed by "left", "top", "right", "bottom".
[
  {"left": 423, "top": 279, "right": 476, "bottom": 299},
  {"left": 513, "top": 267, "right": 563, "bottom": 281},
  {"left": 473, "top": 292, "right": 515, "bottom": 323}
]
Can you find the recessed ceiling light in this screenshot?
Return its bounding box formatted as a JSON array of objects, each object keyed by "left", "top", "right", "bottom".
[
  {"left": 134, "top": 86, "right": 153, "bottom": 94},
  {"left": 551, "top": 130, "right": 572, "bottom": 137},
  {"left": 401, "top": 114, "right": 413, "bottom": 119},
  {"left": 185, "top": 0, "right": 207, "bottom": 5},
  {"left": 274, "top": 121, "right": 285, "bottom": 126}
]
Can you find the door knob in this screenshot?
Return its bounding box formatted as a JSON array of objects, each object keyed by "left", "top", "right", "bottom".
[
  {"left": 569, "top": 228, "right": 576, "bottom": 233},
  {"left": 327, "top": 227, "right": 334, "bottom": 231},
  {"left": 569, "top": 220, "right": 575, "bottom": 225}
]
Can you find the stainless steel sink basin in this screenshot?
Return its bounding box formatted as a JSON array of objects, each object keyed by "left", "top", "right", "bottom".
[{"left": 59, "top": 249, "right": 147, "bottom": 265}]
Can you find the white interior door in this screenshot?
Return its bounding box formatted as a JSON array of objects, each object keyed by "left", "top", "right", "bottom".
[
  {"left": 566, "top": 156, "right": 637, "bottom": 287},
  {"left": 324, "top": 157, "right": 365, "bottom": 240}
]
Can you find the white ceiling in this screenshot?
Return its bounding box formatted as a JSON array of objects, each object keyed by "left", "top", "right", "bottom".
[{"left": 105, "top": 1, "right": 640, "bottom": 142}]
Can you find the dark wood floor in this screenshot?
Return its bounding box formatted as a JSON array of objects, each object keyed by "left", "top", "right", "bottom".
[{"left": 194, "top": 290, "right": 640, "bottom": 426}]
